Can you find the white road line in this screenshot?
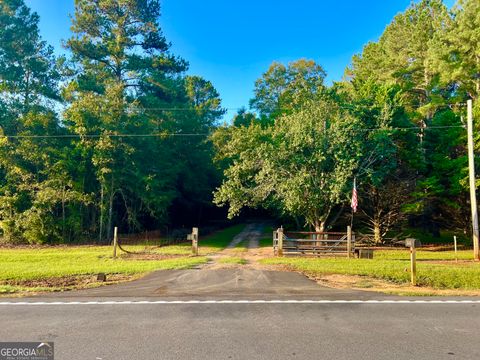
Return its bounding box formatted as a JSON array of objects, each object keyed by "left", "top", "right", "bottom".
[{"left": 0, "top": 300, "right": 478, "bottom": 306}]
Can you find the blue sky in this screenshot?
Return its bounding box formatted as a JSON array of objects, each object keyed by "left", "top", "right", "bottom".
[{"left": 25, "top": 0, "right": 456, "bottom": 121}]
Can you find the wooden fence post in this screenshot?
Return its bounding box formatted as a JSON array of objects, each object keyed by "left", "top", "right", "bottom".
[
  {"left": 347, "top": 226, "right": 352, "bottom": 259},
  {"left": 277, "top": 227, "right": 284, "bottom": 257},
  {"left": 113, "top": 226, "right": 118, "bottom": 258},
  {"left": 273, "top": 231, "right": 277, "bottom": 255},
  {"left": 409, "top": 239, "right": 417, "bottom": 286},
  {"left": 192, "top": 227, "right": 199, "bottom": 256},
  {"left": 454, "top": 236, "right": 458, "bottom": 263}
]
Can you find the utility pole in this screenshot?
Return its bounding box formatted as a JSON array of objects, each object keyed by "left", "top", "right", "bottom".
[{"left": 467, "top": 99, "right": 480, "bottom": 261}]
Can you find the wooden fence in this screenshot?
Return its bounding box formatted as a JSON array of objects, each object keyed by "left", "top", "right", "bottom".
[
  {"left": 117, "top": 229, "right": 190, "bottom": 247},
  {"left": 273, "top": 227, "right": 355, "bottom": 257},
  {"left": 113, "top": 227, "right": 200, "bottom": 257}
]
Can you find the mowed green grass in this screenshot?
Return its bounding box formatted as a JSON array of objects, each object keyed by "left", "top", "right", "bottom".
[
  {"left": 122, "top": 223, "right": 247, "bottom": 256},
  {"left": 0, "top": 224, "right": 246, "bottom": 293},
  {"left": 261, "top": 250, "right": 480, "bottom": 290},
  {"left": 0, "top": 247, "right": 207, "bottom": 282},
  {"left": 259, "top": 225, "right": 274, "bottom": 247},
  {"left": 218, "top": 257, "right": 248, "bottom": 265}
]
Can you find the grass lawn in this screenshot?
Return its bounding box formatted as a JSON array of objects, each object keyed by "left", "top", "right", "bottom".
[
  {"left": 114, "top": 223, "right": 246, "bottom": 256},
  {"left": 261, "top": 250, "right": 480, "bottom": 290},
  {"left": 259, "top": 237, "right": 273, "bottom": 248},
  {"left": 198, "top": 224, "right": 246, "bottom": 251},
  {"left": 400, "top": 227, "right": 470, "bottom": 246},
  {"left": 0, "top": 247, "right": 207, "bottom": 294},
  {"left": 231, "top": 237, "right": 249, "bottom": 252},
  {"left": 0, "top": 224, "right": 246, "bottom": 294},
  {"left": 121, "top": 223, "right": 247, "bottom": 256},
  {"left": 258, "top": 225, "right": 274, "bottom": 247},
  {"left": 218, "top": 257, "right": 248, "bottom": 265}
]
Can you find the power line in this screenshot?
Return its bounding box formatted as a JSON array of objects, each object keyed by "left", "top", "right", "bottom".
[
  {"left": 358, "top": 125, "right": 466, "bottom": 132},
  {"left": 0, "top": 125, "right": 466, "bottom": 139},
  {"left": 0, "top": 133, "right": 210, "bottom": 139},
  {"left": 127, "top": 103, "right": 467, "bottom": 112}
]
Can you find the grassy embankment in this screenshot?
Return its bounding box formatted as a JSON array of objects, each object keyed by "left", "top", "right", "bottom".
[
  {"left": 0, "top": 224, "right": 245, "bottom": 294},
  {"left": 261, "top": 249, "right": 480, "bottom": 291}
]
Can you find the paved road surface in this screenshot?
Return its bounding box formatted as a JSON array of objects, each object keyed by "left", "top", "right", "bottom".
[
  {"left": 32, "top": 269, "right": 379, "bottom": 300},
  {"left": 1, "top": 300, "right": 479, "bottom": 360},
  {"left": 1, "top": 269, "right": 479, "bottom": 359}
]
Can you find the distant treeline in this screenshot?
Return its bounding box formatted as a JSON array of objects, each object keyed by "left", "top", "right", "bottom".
[
  {"left": 213, "top": 0, "right": 480, "bottom": 243},
  {"left": 0, "top": 0, "right": 226, "bottom": 244},
  {"left": 1, "top": 0, "right": 479, "bottom": 245}
]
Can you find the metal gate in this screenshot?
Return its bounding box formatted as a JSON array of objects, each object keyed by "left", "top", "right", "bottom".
[{"left": 273, "top": 229, "right": 355, "bottom": 257}]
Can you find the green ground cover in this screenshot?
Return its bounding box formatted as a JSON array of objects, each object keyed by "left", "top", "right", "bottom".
[
  {"left": 259, "top": 237, "right": 273, "bottom": 248},
  {"left": 261, "top": 250, "right": 480, "bottom": 290},
  {"left": 0, "top": 224, "right": 246, "bottom": 294},
  {"left": 218, "top": 257, "right": 248, "bottom": 265},
  {"left": 258, "top": 226, "right": 274, "bottom": 247},
  {"left": 120, "top": 224, "right": 246, "bottom": 256},
  {"left": 198, "top": 224, "right": 246, "bottom": 251},
  {"left": 232, "top": 238, "right": 248, "bottom": 252},
  {"left": 0, "top": 247, "right": 206, "bottom": 283},
  {"left": 395, "top": 228, "right": 470, "bottom": 246}
]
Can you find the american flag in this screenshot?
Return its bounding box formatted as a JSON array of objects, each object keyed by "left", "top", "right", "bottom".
[{"left": 351, "top": 178, "right": 358, "bottom": 213}]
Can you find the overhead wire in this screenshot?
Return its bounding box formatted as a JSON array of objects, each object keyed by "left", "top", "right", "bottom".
[
  {"left": 1, "top": 101, "right": 468, "bottom": 139},
  {"left": 0, "top": 133, "right": 209, "bottom": 139},
  {"left": 0, "top": 124, "right": 466, "bottom": 139},
  {"left": 126, "top": 103, "right": 467, "bottom": 112}
]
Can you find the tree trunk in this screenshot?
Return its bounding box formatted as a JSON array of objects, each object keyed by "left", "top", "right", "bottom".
[
  {"left": 61, "top": 185, "right": 66, "bottom": 242},
  {"left": 476, "top": 56, "right": 480, "bottom": 97},
  {"left": 314, "top": 220, "right": 325, "bottom": 233},
  {"left": 294, "top": 216, "right": 302, "bottom": 230},
  {"left": 373, "top": 221, "right": 382, "bottom": 244},
  {"left": 106, "top": 176, "right": 115, "bottom": 242},
  {"left": 107, "top": 190, "right": 114, "bottom": 242},
  {"left": 23, "top": 70, "right": 31, "bottom": 112},
  {"left": 98, "top": 184, "right": 104, "bottom": 244}
]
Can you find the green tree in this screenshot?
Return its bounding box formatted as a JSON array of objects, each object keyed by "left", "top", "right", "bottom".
[
  {"left": 348, "top": 0, "right": 450, "bottom": 114},
  {"left": 404, "top": 110, "right": 469, "bottom": 234},
  {"left": 249, "top": 59, "right": 326, "bottom": 121},
  {"left": 337, "top": 82, "right": 420, "bottom": 243},
  {"left": 232, "top": 108, "right": 258, "bottom": 128},
  {"left": 64, "top": 0, "right": 191, "bottom": 241},
  {"left": 0, "top": 0, "right": 61, "bottom": 116},
  {"left": 214, "top": 97, "right": 362, "bottom": 232},
  {"left": 428, "top": 0, "right": 480, "bottom": 100},
  {"left": 168, "top": 76, "right": 225, "bottom": 225},
  {"left": 65, "top": 0, "right": 225, "bottom": 240},
  {"left": 0, "top": 0, "right": 85, "bottom": 243}
]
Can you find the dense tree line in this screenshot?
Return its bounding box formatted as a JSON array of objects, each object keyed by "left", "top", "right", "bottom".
[
  {"left": 214, "top": 0, "right": 480, "bottom": 243},
  {"left": 0, "top": 0, "right": 224, "bottom": 243},
  {"left": 1, "top": 0, "right": 479, "bottom": 245}
]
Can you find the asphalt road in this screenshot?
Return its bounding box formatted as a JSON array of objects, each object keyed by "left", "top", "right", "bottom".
[
  {"left": 34, "top": 269, "right": 380, "bottom": 300},
  {"left": 1, "top": 270, "right": 479, "bottom": 360}
]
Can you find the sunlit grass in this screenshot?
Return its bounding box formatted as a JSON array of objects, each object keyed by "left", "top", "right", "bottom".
[
  {"left": 218, "top": 257, "right": 248, "bottom": 265},
  {"left": 0, "top": 224, "right": 247, "bottom": 294},
  {"left": 261, "top": 250, "right": 480, "bottom": 290},
  {"left": 119, "top": 224, "right": 247, "bottom": 256},
  {"left": 0, "top": 247, "right": 207, "bottom": 282}
]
